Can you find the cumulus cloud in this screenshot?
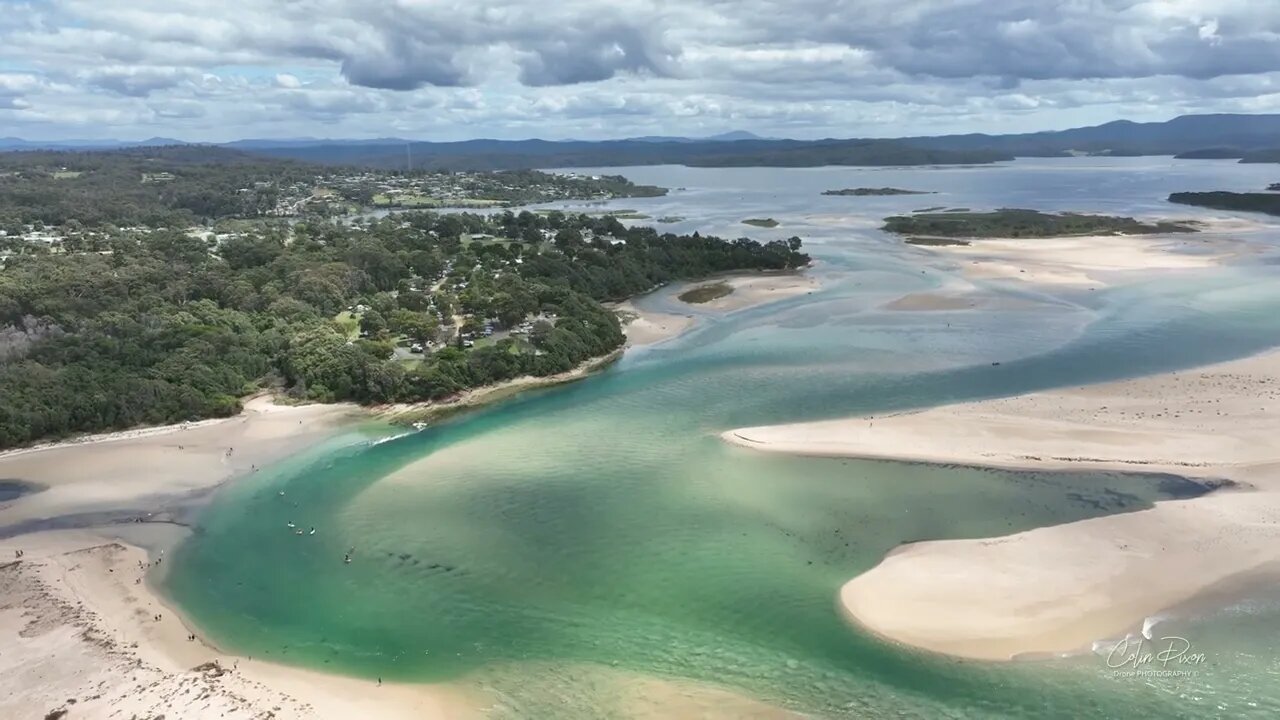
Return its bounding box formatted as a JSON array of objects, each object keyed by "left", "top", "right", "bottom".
[
  {"left": 84, "top": 66, "right": 194, "bottom": 97},
  {"left": 22, "top": 0, "right": 682, "bottom": 90},
  {"left": 3, "top": 0, "right": 1280, "bottom": 139}
]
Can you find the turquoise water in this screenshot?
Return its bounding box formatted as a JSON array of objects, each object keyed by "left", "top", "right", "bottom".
[{"left": 168, "top": 159, "right": 1280, "bottom": 718}]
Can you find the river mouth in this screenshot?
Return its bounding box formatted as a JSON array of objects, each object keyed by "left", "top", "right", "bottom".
[{"left": 164, "top": 160, "right": 1280, "bottom": 718}]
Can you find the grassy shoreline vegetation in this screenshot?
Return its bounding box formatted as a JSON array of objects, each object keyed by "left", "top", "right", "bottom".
[
  {"left": 1168, "top": 191, "right": 1280, "bottom": 217},
  {"left": 0, "top": 149, "right": 808, "bottom": 448},
  {"left": 822, "top": 187, "right": 934, "bottom": 196},
  {"left": 883, "top": 209, "right": 1199, "bottom": 239},
  {"left": 677, "top": 281, "right": 734, "bottom": 304},
  {"left": 742, "top": 218, "right": 780, "bottom": 228}
]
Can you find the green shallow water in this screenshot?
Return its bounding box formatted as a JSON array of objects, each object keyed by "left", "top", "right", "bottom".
[{"left": 167, "top": 161, "right": 1280, "bottom": 717}]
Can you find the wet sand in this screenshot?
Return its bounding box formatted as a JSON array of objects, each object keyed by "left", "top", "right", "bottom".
[
  {"left": 902, "top": 219, "right": 1261, "bottom": 288},
  {"left": 615, "top": 269, "right": 819, "bottom": 347},
  {"left": 692, "top": 272, "right": 820, "bottom": 312},
  {"left": 0, "top": 398, "right": 479, "bottom": 719},
  {"left": 724, "top": 350, "right": 1280, "bottom": 660},
  {"left": 612, "top": 300, "right": 697, "bottom": 346},
  {"left": 0, "top": 531, "right": 474, "bottom": 720}
]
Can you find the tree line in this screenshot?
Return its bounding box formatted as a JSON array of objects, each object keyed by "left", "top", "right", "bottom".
[{"left": 0, "top": 208, "right": 808, "bottom": 447}]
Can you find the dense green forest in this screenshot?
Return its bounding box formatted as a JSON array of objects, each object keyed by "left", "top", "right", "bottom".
[
  {"left": 883, "top": 209, "right": 1198, "bottom": 239},
  {"left": 0, "top": 209, "right": 808, "bottom": 448},
  {"left": 0, "top": 147, "right": 314, "bottom": 227},
  {"left": 1168, "top": 191, "right": 1280, "bottom": 216}
]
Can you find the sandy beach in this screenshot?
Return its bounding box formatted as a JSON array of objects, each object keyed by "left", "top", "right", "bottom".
[
  {"left": 614, "top": 270, "right": 819, "bottom": 347},
  {"left": 0, "top": 397, "right": 477, "bottom": 719},
  {"left": 0, "top": 532, "right": 474, "bottom": 720},
  {"left": 379, "top": 348, "right": 625, "bottom": 424},
  {"left": 0, "top": 397, "right": 359, "bottom": 531},
  {"left": 612, "top": 299, "right": 697, "bottom": 346},
  {"left": 690, "top": 272, "right": 820, "bottom": 312},
  {"left": 724, "top": 349, "right": 1280, "bottom": 661}
]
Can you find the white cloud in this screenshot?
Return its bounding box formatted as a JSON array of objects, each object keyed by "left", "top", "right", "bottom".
[{"left": 3, "top": 0, "right": 1280, "bottom": 140}]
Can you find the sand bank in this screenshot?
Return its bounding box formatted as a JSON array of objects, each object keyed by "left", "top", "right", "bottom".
[
  {"left": 614, "top": 269, "right": 819, "bottom": 347},
  {"left": 612, "top": 299, "right": 696, "bottom": 346},
  {"left": 907, "top": 226, "right": 1254, "bottom": 288},
  {"left": 0, "top": 396, "right": 360, "bottom": 530},
  {"left": 691, "top": 272, "right": 820, "bottom": 312},
  {"left": 0, "top": 531, "right": 474, "bottom": 720},
  {"left": 0, "top": 398, "right": 480, "bottom": 719},
  {"left": 723, "top": 350, "right": 1280, "bottom": 660}
]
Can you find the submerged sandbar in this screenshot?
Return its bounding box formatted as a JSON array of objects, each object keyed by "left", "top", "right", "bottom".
[{"left": 724, "top": 349, "right": 1280, "bottom": 660}]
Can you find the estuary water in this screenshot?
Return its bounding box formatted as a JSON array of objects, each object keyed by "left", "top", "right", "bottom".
[{"left": 167, "top": 158, "right": 1280, "bottom": 718}]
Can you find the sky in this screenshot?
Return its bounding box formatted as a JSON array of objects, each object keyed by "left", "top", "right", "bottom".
[{"left": 2, "top": 0, "right": 1279, "bottom": 142}]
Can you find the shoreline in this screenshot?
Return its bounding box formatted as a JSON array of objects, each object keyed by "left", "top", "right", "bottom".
[
  {"left": 0, "top": 265, "right": 820, "bottom": 718},
  {"left": 899, "top": 219, "right": 1261, "bottom": 288},
  {"left": 723, "top": 349, "right": 1280, "bottom": 661},
  {"left": 0, "top": 397, "right": 480, "bottom": 719},
  {"left": 377, "top": 347, "right": 626, "bottom": 424},
  {"left": 382, "top": 267, "right": 818, "bottom": 423},
  {"left": 0, "top": 531, "right": 476, "bottom": 719},
  {"left": 613, "top": 267, "right": 820, "bottom": 347},
  {"left": 0, "top": 396, "right": 363, "bottom": 533}
]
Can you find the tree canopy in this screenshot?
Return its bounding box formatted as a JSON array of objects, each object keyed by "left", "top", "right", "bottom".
[{"left": 0, "top": 208, "right": 808, "bottom": 448}]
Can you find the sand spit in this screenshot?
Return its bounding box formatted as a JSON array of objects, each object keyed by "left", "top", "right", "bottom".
[
  {"left": 900, "top": 218, "right": 1262, "bottom": 288},
  {"left": 0, "top": 398, "right": 478, "bottom": 719},
  {"left": 0, "top": 396, "right": 359, "bottom": 530},
  {"left": 614, "top": 269, "right": 820, "bottom": 347},
  {"left": 613, "top": 299, "right": 697, "bottom": 347},
  {"left": 724, "top": 349, "right": 1280, "bottom": 660},
  {"left": 693, "top": 272, "right": 820, "bottom": 312},
  {"left": 0, "top": 531, "right": 473, "bottom": 720}
]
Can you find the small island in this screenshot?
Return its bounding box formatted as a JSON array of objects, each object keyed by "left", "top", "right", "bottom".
[
  {"left": 823, "top": 188, "right": 934, "bottom": 196},
  {"left": 1169, "top": 191, "right": 1280, "bottom": 217},
  {"left": 742, "top": 218, "right": 780, "bottom": 228},
  {"left": 1268, "top": 184, "right": 1280, "bottom": 192},
  {"left": 884, "top": 209, "right": 1199, "bottom": 239},
  {"left": 678, "top": 281, "right": 735, "bottom": 304}
]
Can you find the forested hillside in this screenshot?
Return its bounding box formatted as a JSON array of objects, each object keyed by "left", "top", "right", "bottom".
[
  {"left": 0, "top": 146, "right": 313, "bottom": 227},
  {"left": 0, "top": 147, "right": 666, "bottom": 229}
]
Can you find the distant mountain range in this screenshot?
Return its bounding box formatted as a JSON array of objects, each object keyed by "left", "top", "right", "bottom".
[
  {"left": 900, "top": 114, "right": 1280, "bottom": 158},
  {"left": 0, "top": 136, "right": 188, "bottom": 150},
  {"left": 9, "top": 114, "right": 1280, "bottom": 169},
  {"left": 0, "top": 130, "right": 767, "bottom": 152}
]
